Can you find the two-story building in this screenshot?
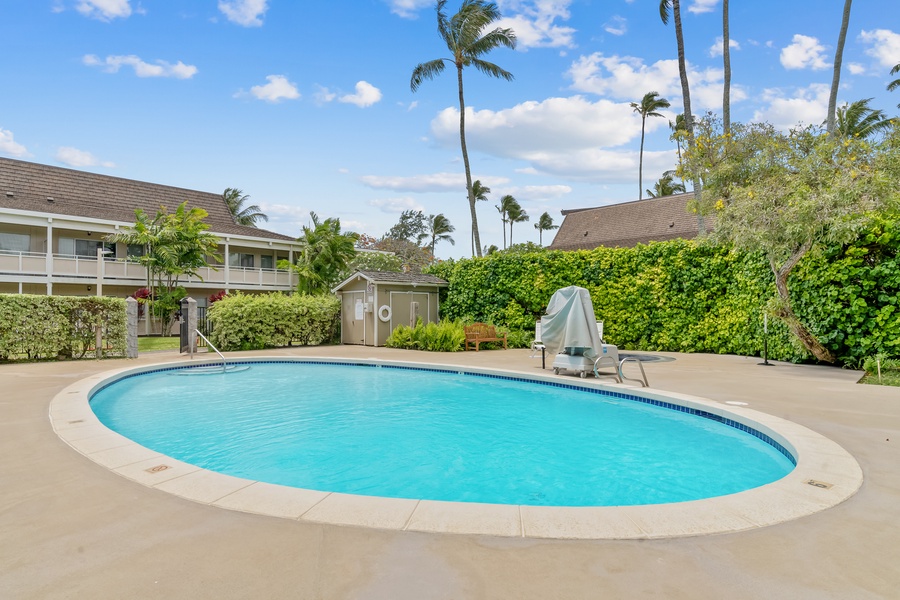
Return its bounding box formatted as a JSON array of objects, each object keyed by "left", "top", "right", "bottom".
[{"left": 0, "top": 157, "right": 300, "bottom": 302}]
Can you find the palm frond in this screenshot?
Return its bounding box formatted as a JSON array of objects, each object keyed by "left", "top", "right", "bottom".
[{"left": 411, "top": 59, "right": 448, "bottom": 91}]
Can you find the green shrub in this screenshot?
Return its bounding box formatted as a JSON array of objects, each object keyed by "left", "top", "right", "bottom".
[
  {"left": 0, "top": 294, "right": 127, "bottom": 361},
  {"left": 385, "top": 319, "right": 466, "bottom": 352},
  {"left": 207, "top": 292, "right": 340, "bottom": 351}
]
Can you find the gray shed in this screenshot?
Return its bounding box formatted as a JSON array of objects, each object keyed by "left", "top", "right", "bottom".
[{"left": 332, "top": 270, "right": 449, "bottom": 346}]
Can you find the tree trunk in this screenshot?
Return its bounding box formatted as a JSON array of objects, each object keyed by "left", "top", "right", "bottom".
[
  {"left": 639, "top": 116, "right": 646, "bottom": 199},
  {"left": 722, "top": 0, "right": 731, "bottom": 133},
  {"left": 457, "top": 65, "right": 482, "bottom": 257},
  {"left": 770, "top": 247, "right": 836, "bottom": 363},
  {"left": 672, "top": 0, "right": 703, "bottom": 231},
  {"left": 826, "top": 0, "right": 853, "bottom": 133}
]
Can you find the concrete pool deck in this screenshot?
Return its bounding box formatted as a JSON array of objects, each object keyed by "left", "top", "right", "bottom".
[{"left": 2, "top": 346, "right": 899, "bottom": 598}]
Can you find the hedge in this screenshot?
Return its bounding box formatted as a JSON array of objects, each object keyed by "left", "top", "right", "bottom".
[
  {"left": 207, "top": 292, "right": 340, "bottom": 351},
  {"left": 0, "top": 294, "right": 127, "bottom": 361},
  {"left": 427, "top": 222, "right": 900, "bottom": 366}
]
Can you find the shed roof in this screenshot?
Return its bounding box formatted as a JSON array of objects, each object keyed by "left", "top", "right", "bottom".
[
  {"left": 548, "top": 193, "right": 709, "bottom": 251},
  {"left": 332, "top": 270, "right": 448, "bottom": 292},
  {"left": 0, "top": 157, "right": 296, "bottom": 242}
]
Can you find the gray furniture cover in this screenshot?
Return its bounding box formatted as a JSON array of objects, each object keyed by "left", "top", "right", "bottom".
[{"left": 539, "top": 286, "right": 603, "bottom": 360}]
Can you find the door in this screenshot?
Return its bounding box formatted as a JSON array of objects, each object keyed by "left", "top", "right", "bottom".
[{"left": 341, "top": 291, "right": 366, "bottom": 345}]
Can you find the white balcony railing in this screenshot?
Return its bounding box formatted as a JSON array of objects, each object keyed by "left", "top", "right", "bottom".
[{"left": 0, "top": 250, "right": 293, "bottom": 290}]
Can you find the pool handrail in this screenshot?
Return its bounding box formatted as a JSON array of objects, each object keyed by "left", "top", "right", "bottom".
[{"left": 195, "top": 329, "right": 227, "bottom": 373}]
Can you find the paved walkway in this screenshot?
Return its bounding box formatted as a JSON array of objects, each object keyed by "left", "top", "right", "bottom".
[{"left": 1, "top": 346, "right": 899, "bottom": 599}]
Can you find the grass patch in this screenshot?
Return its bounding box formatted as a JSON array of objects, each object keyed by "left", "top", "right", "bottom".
[
  {"left": 138, "top": 336, "right": 180, "bottom": 352},
  {"left": 859, "top": 355, "right": 900, "bottom": 386},
  {"left": 860, "top": 370, "right": 900, "bottom": 386}
]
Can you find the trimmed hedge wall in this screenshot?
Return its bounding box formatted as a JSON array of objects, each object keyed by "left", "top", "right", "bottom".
[
  {"left": 207, "top": 293, "right": 340, "bottom": 351},
  {"left": 427, "top": 226, "right": 900, "bottom": 365},
  {"left": 0, "top": 294, "right": 127, "bottom": 361}
]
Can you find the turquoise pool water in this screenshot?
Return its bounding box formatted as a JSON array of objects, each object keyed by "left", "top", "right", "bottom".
[{"left": 90, "top": 362, "right": 795, "bottom": 507}]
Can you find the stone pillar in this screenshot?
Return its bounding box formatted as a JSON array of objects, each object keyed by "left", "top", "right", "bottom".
[
  {"left": 125, "top": 297, "right": 138, "bottom": 358},
  {"left": 184, "top": 297, "right": 198, "bottom": 356}
]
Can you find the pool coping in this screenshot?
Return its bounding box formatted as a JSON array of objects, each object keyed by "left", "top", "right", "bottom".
[{"left": 48, "top": 356, "right": 864, "bottom": 540}]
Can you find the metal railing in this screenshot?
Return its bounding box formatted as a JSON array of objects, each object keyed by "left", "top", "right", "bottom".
[{"left": 195, "top": 329, "right": 227, "bottom": 373}]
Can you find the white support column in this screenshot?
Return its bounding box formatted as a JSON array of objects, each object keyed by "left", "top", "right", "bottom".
[
  {"left": 45, "top": 218, "right": 53, "bottom": 295},
  {"left": 224, "top": 238, "right": 230, "bottom": 293}
]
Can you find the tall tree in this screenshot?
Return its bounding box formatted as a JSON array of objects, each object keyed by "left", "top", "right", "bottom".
[
  {"left": 470, "top": 179, "right": 491, "bottom": 254},
  {"left": 222, "top": 188, "right": 268, "bottom": 227},
  {"left": 834, "top": 98, "right": 894, "bottom": 139},
  {"left": 630, "top": 91, "right": 671, "bottom": 199},
  {"left": 495, "top": 194, "right": 517, "bottom": 249},
  {"left": 889, "top": 63, "right": 900, "bottom": 108},
  {"left": 659, "top": 1, "right": 695, "bottom": 143},
  {"left": 506, "top": 200, "right": 529, "bottom": 245},
  {"left": 722, "top": 0, "right": 731, "bottom": 133},
  {"left": 826, "top": 0, "right": 853, "bottom": 134},
  {"left": 384, "top": 209, "right": 428, "bottom": 242},
  {"left": 418, "top": 213, "right": 456, "bottom": 259},
  {"left": 411, "top": 0, "right": 516, "bottom": 258},
  {"left": 647, "top": 170, "right": 686, "bottom": 197},
  {"left": 282, "top": 212, "right": 358, "bottom": 295},
  {"left": 669, "top": 113, "right": 688, "bottom": 165},
  {"left": 534, "top": 211, "right": 558, "bottom": 246}
]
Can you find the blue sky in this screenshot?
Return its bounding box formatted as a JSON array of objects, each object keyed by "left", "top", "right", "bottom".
[{"left": 2, "top": 0, "right": 898, "bottom": 258}]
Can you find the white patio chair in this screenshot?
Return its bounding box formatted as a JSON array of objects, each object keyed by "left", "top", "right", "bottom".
[{"left": 530, "top": 322, "right": 545, "bottom": 358}]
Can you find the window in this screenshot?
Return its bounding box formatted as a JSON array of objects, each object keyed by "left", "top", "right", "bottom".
[
  {"left": 229, "top": 252, "right": 254, "bottom": 268},
  {"left": 0, "top": 232, "right": 31, "bottom": 253},
  {"left": 260, "top": 255, "right": 274, "bottom": 269},
  {"left": 58, "top": 238, "right": 114, "bottom": 257},
  {"left": 126, "top": 244, "right": 144, "bottom": 259}
]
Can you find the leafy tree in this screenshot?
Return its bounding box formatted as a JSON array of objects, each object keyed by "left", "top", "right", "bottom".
[
  {"left": 418, "top": 213, "right": 455, "bottom": 259},
  {"left": 108, "top": 202, "right": 221, "bottom": 334},
  {"left": 647, "top": 170, "right": 686, "bottom": 197},
  {"left": 834, "top": 98, "right": 895, "bottom": 139},
  {"left": 411, "top": 0, "right": 516, "bottom": 258},
  {"left": 534, "top": 211, "right": 558, "bottom": 246},
  {"left": 281, "top": 212, "right": 358, "bottom": 295},
  {"left": 384, "top": 209, "right": 428, "bottom": 242},
  {"left": 470, "top": 179, "right": 491, "bottom": 254},
  {"left": 358, "top": 234, "right": 433, "bottom": 273},
  {"left": 223, "top": 187, "right": 268, "bottom": 227},
  {"left": 826, "top": 0, "right": 853, "bottom": 134},
  {"left": 889, "top": 63, "right": 900, "bottom": 107},
  {"left": 495, "top": 194, "right": 517, "bottom": 249},
  {"left": 630, "top": 91, "right": 671, "bottom": 199},
  {"left": 506, "top": 200, "right": 529, "bottom": 245},
  {"left": 682, "top": 117, "right": 900, "bottom": 362}
]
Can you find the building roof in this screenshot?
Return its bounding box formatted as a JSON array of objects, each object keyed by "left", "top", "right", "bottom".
[
  {"left": 332, "top": 270, "right": 448, "bottom": 292},
  {"left": 548, "top": 193, "right": 709, "bottom": 251},
  {"left": 0, "top": 157, "right": 296, "bottom": 242}
]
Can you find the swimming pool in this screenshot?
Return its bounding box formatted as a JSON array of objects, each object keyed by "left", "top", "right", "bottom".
[{"left": 89, "top": 360, "right": 794, "bottom": 507}]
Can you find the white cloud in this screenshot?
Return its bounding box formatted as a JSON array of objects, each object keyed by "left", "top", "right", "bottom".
[
  {"left": 368, "top": 197, "right": 425, "bottom": 213},
  {"left": 360, "top": 172, "right": 470, "bottom": 193},
  {"left": 386, "top": 0, "right": 432, "bottom": 19},
  {"left": 687, "top": 0, "right": 718, "bottom": 14},
  {"left": 250, "top": 75, "right": 300, "bottom": 103},
  {"left": 496, "top": 0, "right": 576, "bottom": 49},
  {"left": 859, "top": 29, "right": 900, "bottom": 68},
  {"left": 848, "top": 62, "right": 866, "bottom": 75},
  {"left": 603, "top": 16, "right": 627, "bottom": 36},
  {"left": 780, "top": 34, "right": 829, "bottom": 70},
  {"left": 752, "top": 83, "right": 830, "bottom": 130},
  {"left": 218, "top": 0, "right": 268, "bottom": 27},
  {"left": 339, "top": 81, "right": 383, "bottom": 108},
  {"left": 493, "top": 184, "right": 572, "bottom": 202},
  {"left": 709, "top": 36, "right": 740, "bottom": 57},
  {"left": 83, "top": 54, "right": 198, "bottom": 79},
  {"left": 0, "top": 128, "right": 30, "bottom": 158},
  {"left": 76, "top": 0, "right": 131, "bottom": 21},
  {"left": 566, "top": 52, "right": 746, "bottom": 111},
  {"left": 313, "top": 85, "right": 337, "bottom": 105},
  {"left": 55, "top": 147, "right": 115, "bottom": 168}
]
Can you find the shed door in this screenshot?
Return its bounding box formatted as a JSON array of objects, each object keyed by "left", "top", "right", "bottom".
[
  {"left": 390, "top": 292, "right": 430, "bottom": 331},
  {"left": 341, "top": 291, "right": 366, "bottom": 345}
]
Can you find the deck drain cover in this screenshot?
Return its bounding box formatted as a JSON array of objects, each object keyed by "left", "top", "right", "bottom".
[
  {"left": 805, "top": 479, "right": 833, "bottom": 489},
  {"left": 145, "top": 464, "right": 172, "bottom": 474},
  {"left": 68, "top": 419, "right": 84, "bottom": 424}
]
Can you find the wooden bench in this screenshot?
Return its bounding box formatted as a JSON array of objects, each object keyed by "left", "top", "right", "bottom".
[{"left": 464, "top": 322, "right": 507, "bottom": 351}]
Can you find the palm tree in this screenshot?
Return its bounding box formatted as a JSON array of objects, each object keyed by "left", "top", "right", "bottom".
[
  {"left": 722, "top": 0, "right": 731, "bottom": 133},
  {"left": 826, "top": 0, "right": 853, "bottom": 134},
  {"left": 889, "top": 63, "right": 900, "bottom": 108},
  {"left": 659, "top": 1, "right": 694, "bottom": 143},
  {"left": 495, "top": 194, "right": 517, "bottom": 249},
  {"left": 222, "top": 188, "right": 268, "bottom": 227},
  {"left": 630, "top": 91, "right": 671, "bottom": 199},
  {"left": 470, "top": 179, "right": 491, "bottom": 254},
  {"left": 411, "top": 0, "right": 516, "bottom": 259},
  {"left": 669, "top": 113, "right": 688, "bottom": 164},
  {"left": 291, "top": 212, "right": 358, "bottom": 295},
  {"left": 418, "top": 213, "right": 456, "bottom": 259},
  {"left": 534, "top": 211, "right": 558, "bottom": 246},
  {"left": 646, "top": 170, "right": 687, "bottom": 198},
  {"left": 834, "top": 98, "right": 894, "bottom": 139},
  {"left": 506, "top": 201, "right": 529, "bottom": 246}
]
